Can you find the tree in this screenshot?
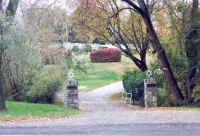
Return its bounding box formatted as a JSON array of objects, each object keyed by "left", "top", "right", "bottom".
[
  {"left": 184, "top": 0, "right": 200, "bottom": 103},
  {"left": 121, "top": 0, "right": 185, "bottom": 101},
  {"left": 24, "top": 6, "right": 69, "bottom": 47},
  {"left": 162, "top": 0, "right": 200, "bottom": 103},
  {"left": 71, "top": 0, "right": 152, "bottom": 71},
  {"left": 0, "top": 0, "right": 19, "bottom": 111},
  {"left": 70, "top": 0, "right": 106, "bottom": 43}
]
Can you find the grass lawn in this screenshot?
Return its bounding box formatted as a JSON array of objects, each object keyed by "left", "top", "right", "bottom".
[
  {"left": 0, "top": 101, "right": 80, "bottom": 121},
  {"left": 75, "top": 55, "right": 147, "bottom": 92}
]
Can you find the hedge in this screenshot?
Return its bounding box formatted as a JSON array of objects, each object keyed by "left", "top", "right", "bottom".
[
  {"left": 122, "top": 70, "right": 146, "bottom": 106},
  {"left": 90, "top": 48, "right": 121, "bottom": 62}
]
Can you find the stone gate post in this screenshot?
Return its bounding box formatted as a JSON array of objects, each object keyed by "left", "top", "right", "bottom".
[
  {"left": 64, "top": 79, "right": 79, "bottom": 109},
  {"left": 144, "top": 77, "right": 157, "bottom": 107}
]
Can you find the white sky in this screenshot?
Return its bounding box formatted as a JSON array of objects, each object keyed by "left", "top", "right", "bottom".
[
  {"left": 18, "top": 0, "right": 77, "bottom": 15},
  {"left": 11, "top": 0, "right": 78, "bottom": 23}
]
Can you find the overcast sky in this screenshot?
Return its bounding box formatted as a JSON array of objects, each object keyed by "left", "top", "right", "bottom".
[
  {"left": 10, "top": 0, "right": 78, "bottom": 23},
  {"left": 16, "top": 0, "right": 78, "bottom": 17}
]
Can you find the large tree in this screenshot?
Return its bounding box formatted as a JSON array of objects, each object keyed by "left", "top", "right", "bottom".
[
  {"left": 121, "top": 0, "right": 199, "bottom": 102},
  {"left": 120, "top": 0, "right": 184, "bottom": 101},
  {"left": 0, "top": 0, "right": 19, "bottom": 111},
  {"left": 24, "top": 6, "right": 69, "bottom": 46},
  {"left": 71, "top": 0, "right": 153, "bottom": 71}
]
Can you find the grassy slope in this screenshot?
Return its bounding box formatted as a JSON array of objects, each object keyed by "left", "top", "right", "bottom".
[{"left": 0, "top": 101, "right": 79, "bottom": 119}]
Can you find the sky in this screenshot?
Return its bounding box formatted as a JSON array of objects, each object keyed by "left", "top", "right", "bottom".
[{"left": 10, "top": 0, "right": 78, "bottom": 22}]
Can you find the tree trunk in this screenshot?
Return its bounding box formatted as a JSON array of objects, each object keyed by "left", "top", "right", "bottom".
[
  {"left": 0, "top": 0, "right": 19, "bottom": 111},
  {"left": 0, "top": 73, "right": 6, "bottom": 111},
  {"left": 138, "top": 0, "right": 184, "bottom": 101},
  {"left": 0, "top": 0, "right": 6, "bottom": 110},
  {"left": 121, "top": 0, "right": 184, "bottom": 101},
  {"left": 143, "top": 14, "right": 184, "bottom": 101},
  {"left": 125, "top": 50, "right": 148, "bottom": 72}
]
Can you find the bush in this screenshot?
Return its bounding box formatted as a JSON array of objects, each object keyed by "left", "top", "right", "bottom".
[
  {"left": 25, "top": 66, "right": 65, "bottom": 104},
  {"left": 92, "top": 38, "right": 106, "bottom": 45},
  {"left": 83, "top": 44, "right": 92, "bottom": 53},
  {"left": 122, "top": 70, "right": 146, "bottom": 105},
  {"left": 72, "top": 46, "right": 80, "bottom": 53},
  {"left": 90, "top": 48, "right": 121, "bottom": 62}
]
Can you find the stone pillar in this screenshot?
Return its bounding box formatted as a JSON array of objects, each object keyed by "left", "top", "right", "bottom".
[
  {"left": 64, "top": 79, "right": 79, "bottom": 109},
  {"left": 144, "top": 78, "right": 157, "bottom": 107}
]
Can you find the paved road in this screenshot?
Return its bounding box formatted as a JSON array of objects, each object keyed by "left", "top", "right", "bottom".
[
  {"left": 1, "top": 123, "right": 200, "bottom": 136},
  {"left": 1, "top": 81, "right": 200, "bottom": 135}
]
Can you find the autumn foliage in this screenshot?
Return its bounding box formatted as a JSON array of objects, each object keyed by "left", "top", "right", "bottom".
[{"left": 90, "top": 48, "right": 121, "bottom": 62}]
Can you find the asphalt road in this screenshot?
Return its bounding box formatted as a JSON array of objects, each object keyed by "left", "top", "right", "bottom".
[{"left": 1, "top": 123, "right": 200, "bottom": 136}]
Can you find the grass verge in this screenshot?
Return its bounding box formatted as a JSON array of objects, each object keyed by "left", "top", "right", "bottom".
[{"left": 0, "top": 101, "right": 80, "bottom": 120}]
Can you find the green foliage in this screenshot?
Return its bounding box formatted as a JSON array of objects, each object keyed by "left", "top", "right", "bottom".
[
  {"left": 92, "top": 38, "right": 106, "bottom": 45},
  {"left": 83, "top": 44, "right": 92, "bottom": 52},
  {"left": 122, "top": 70, "right": 145, "bottom": 105},
  {"left": 122, "top": 70, "right": 145, "bottom": 93},
  {"left": 26, "top": 66, "right": 65, "bottom": 104},
  {"left": 150, "top": 50, "right": 188, "bottom": 106},
  {"left": 4, "top": 25, "right": 44, "bottom": 101},
  {"left": 167, "top": 51, "right": 188, "bottom": 84},
  {"left": 176, "top": 1, "right": 187, "bottom": 12},
  {"left": 72, "top": 46, "right": 80, "bottom": 52},
  {"left": 192, "top": 85, "right": 200, "bottom": 105}
]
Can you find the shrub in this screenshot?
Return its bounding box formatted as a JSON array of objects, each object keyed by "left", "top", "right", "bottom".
[
  {"left": 90, "top": 48, "right": 121, "bottom": 62},
  {"left": 122, "top": 70, "right": 146, "bottom": 105},
  {"left": 92, "top": 38, "right": 106, "bottom": 45},
  {"left": 83, "top": 44, "right": 92, "bottom": 53},
  {"left": 72, "top": 46, "right": 80, "bottom": 53},
  {"left": 25, "top": 66, "right": 65, "bottom": 104}
]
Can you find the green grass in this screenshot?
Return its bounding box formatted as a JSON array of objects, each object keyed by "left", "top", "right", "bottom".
[
  {"left": 0, "top": 101, "right": 80, "bottom": 119},
  {"left": 76, "top": 70, "right": 120, "bottom": 92},
  {"left": 73, "top": 55, "right": 136, "bottom": 92}
]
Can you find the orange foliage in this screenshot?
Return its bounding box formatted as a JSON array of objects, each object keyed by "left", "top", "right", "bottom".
[{"left": 69, "top": 0, "right": 109, "bottom": 42}]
